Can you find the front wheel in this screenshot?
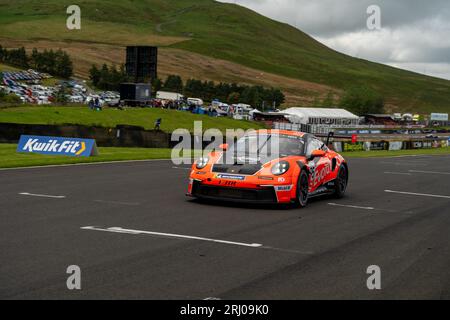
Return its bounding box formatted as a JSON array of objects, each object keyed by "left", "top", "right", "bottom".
[
  {"left": 334, "top": 165, "right": 348, "bottom": 198},
  {"left": 295, "top": 170, "right": 309, "bottom": 208}
]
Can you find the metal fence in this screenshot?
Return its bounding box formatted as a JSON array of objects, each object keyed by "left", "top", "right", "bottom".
[
  {"left": 272, "top": 122, "right": 432, "bottom": 135},
  {"left": 273, "top": 122, "right": 339, "bottom": 134}
]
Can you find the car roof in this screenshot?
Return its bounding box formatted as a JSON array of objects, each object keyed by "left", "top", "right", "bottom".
[{"left": 250, "top": 129, "right": 307, "bottom": 137}]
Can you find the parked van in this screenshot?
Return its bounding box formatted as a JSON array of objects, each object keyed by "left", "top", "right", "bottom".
[
  {"left": 156, "top": 91, "right": 184, "bottom": 101},
  {"left": 187, "top": 97, "right": 204, "bottom": 106}
]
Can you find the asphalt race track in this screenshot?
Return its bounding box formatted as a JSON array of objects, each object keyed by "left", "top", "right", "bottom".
[{"left": 1, "top": 154, "right": 450, "bottom": 299}]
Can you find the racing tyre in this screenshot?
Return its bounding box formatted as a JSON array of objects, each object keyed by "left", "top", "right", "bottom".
[
  {"left": 334, "top": 165, "right": 348, "bottom": 198},
  {"left": 295, "top": 170, "right": 309, "bottom": 208}
]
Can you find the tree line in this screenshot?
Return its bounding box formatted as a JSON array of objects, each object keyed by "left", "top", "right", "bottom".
[
  {"left": 0, "top": 46, "right": 73, "bottom": 78},
  {"left": 89, "top": 64, "right": 128, "bottom": 92},
  {"left": 89, "top": 64, "right": 285, "bottom": 107},
  {"left": 88, "top": 63, "right": 383, "bottom": 114},
  {"left": 310, "top": 86, "right": 385, "bottom": 116},
  {"left": 339, "top": 86, "right": 385, "bottom": 115},
  {"left": 159, "top": 75, "right": 285, "bottom": 108}
]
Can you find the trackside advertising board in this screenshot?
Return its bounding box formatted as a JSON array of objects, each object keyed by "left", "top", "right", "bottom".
[
  {"left": 17, "top": 135, "right": 99, "bottom": 157},
  {"left": 430, "top": 113, "right": 448, "bottom": 121}
]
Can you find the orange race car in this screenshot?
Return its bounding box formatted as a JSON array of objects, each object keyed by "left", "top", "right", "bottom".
[{"left": 187, "top": 130, "right": 348, "bottom": 207}]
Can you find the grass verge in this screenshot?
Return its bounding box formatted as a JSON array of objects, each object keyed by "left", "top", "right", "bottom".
[
  {"left": 0, "top": 144, "right": 176, "bottom": 168},
  {"left": 0, "top": 106, "right": 265, "bottom": 133}
]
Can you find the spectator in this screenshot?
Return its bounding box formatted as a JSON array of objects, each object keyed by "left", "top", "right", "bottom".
[
  {"left": 154, "top": 118, "right": 162, "bottom": 130},
  {"left": 94, "top": 97, "right": 102, "bottom": 111}
]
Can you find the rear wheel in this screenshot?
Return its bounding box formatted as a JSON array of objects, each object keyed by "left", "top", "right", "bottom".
[
  {"left": 334, "top": 165, "right": 348, "bottom": 198},
  {"left": 296, "top": 170, "right": 309, "bottom": 207}
]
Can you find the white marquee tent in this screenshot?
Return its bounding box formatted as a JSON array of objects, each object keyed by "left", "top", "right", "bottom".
[{"left": 283, "top": 107, "right": 360, "bottom": 126}]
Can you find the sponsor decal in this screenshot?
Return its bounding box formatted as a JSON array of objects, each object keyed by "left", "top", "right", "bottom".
[
  {"left": 275, "top": 185, "right": 293, "bottom": 192},
  {"left": 222, "top": 181, "right": 237, "bottom": 187},
  {"left": 364, "top": 141, "right": 387, "bottom": 151},
  {"left": 312, "top": 163, "right": 331, "bottom": 187},
  {"left": 215, "top": 174, "right": 246, "bottom": 181},
  {"left": 17, "top": 135, "right": 98, "bottom": 157},
  {"left": 277, "top": 177, "right": 286, "bottom": 183},
  {"left": 412, "top": 141, "right": 423, "bottom": 149},
  {"left": 344, "top": 142, "right": 364, "bottom": 152}
]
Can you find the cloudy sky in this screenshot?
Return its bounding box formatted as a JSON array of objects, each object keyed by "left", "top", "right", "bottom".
[{"left": 219, "top": 0, "right": 450, "bottom": 80}]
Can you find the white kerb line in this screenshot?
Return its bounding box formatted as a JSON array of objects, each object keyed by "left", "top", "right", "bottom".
[
  {"left": 19, "top": 192, "right": 66, "bottom": 199},
  {"left": 385, "top": 190, "right": 450, "bottom": 199},
  {"left": 328, "top": 203, "right": 375, "bottom": 210},
  {"left": 81, "top": 226, "right": 263, "bottom": 248}
]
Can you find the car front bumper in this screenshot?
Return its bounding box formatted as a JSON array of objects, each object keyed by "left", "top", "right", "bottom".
[{"left": 187, "top": 176, "right": 296, "bottom": 204}]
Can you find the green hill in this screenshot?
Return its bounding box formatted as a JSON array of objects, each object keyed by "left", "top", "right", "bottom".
[{"left": 1, "top": 0, "right": 450, "bottom": 112}]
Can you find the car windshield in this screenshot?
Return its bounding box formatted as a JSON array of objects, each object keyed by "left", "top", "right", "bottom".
[{"left": 232, "top": 134, "right": 305, "bottom": 161}]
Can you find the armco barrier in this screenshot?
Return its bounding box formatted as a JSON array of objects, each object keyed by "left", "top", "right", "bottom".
[{"left": 0, "top": 123, "right": 169, "bottom": 148}]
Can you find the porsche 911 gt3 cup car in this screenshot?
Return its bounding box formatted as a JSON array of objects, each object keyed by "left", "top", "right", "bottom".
[{"left": 187, "top": 130, "right": 348, "bottom": 207}]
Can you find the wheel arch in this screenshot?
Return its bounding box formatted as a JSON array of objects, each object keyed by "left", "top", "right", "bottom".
[{"left": 336, "top": 161, "right": 349, "bottom": 185}]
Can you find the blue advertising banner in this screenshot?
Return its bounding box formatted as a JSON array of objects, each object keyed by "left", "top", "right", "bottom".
[{"left": 17, "top": 135, "right": 99, "bottom": 157}]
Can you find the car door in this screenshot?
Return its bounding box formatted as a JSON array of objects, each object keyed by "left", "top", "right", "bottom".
[{"left": 306, "top": 138, "right": 332, "bottom": 191}]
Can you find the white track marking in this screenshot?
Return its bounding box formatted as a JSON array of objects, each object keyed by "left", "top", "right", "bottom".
[
  {"left": 384, "top": 172, "right": 412, "bottom": 175},
  {"left": 81, "top": 226, "right": 263, "bottom": 248},
  {"left": 328, "top": 202, "right": 414, "bottom": 214},
  {"left": 409, "top": 170, "right": 450, "bottom": 175},
  {"left": 0, "top": 158, "right": 193, "bottom": 171},
  {"left": 385, "top": 190, "right": 450, "bottom": 199},
  {"left": 379, "top": 155, "right": 431, "bottom": 159},
  {"left": 328, "top": 203, "right": 375, "bottom": 210},
  {"left": 380, "top": 161, "right": 427, "bottom": 166},
  {"left": 19, "top": 192, "right": 66, "bottom": 199},
  {"left": 172, "top": 166, "right": 191, "bottom": 170}
]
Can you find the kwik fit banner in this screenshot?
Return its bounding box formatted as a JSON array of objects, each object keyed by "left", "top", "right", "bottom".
[{"left": 17, "top": 135, "right": 99, "bottom": 157}]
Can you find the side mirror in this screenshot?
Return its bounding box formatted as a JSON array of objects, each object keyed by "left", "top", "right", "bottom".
[
  {"left": 310, "top": 149, "right": 326, "bottom": 158},
  {"left": 219, "top": 143, "right": 229, "bottom": 151}
]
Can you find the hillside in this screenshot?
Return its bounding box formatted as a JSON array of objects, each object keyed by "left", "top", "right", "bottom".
[{"left": 1, "top": 0, "right": 450, "bottom": 112}]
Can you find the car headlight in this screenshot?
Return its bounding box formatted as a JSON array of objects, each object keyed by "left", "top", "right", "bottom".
[
  {"left": 271, "top": 161, "right": 290, "bottom": 175},
  {"left": 196, "top": 157, "right": 209, "bottom": 169}
]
